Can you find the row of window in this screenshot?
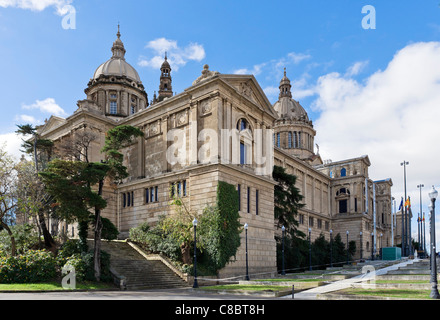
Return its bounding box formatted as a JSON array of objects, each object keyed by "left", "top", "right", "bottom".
[
  {"left": 298, "top": 214, "right": 330, "bottom": 231},
  {"left": 122, "top": 180, "right": 189, "bottom": 209},
  {"left": 274, "top": 132, "right": 313, "bottom": 150},
  {"left": 237, "top": 184, "right": 259, "bottom": 215},
  {"left": 109, "top": 93, "right": 139, "bottom": 115}
]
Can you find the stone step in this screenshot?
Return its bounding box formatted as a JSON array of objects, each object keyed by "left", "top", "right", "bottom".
[{"left": 91, "top": 240, "right": 189, "bottom": 290}]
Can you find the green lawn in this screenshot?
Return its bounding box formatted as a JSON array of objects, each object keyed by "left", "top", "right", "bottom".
[
  {"left": 200, "top": 284, "right": 290, "bottom": 292},
  {"left": 0, "top": 282, "right": 115, "bottom": 291},
  {"left": 340, "top": 288, "right": 432, "bottom": 299},
  {"left": 253, "top": 278, "right": 323, "bottom": 282}
]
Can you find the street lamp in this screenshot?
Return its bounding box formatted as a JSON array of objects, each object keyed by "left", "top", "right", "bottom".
[
  {"left": 380, "top": 233, "right": 383, "bottom": 259},
  {"left": 330, "top": 229, "right": 333, "bottom": 268},
  {"left": 192, "top": 218, "right": 198, "bottom": 289},
  {"left": 428, "top": 186, "right": 439, "bottom": 299},
  {"left": 346, "top": 231, "right": 350, "bottom": 265},
  {"left": 281, "top": 226, "right": 286, "bottom": 276},
  {"left": 308, "top": 228, "right": 312, "bottom": 271},
  {"left": 360, "top": 232, "right": 363, "bottom": 261},
  {"left": 244, "top": 223, "right": 250, "bottom": 281}
]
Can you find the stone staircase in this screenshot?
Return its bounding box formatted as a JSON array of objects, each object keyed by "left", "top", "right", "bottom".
[{"left": 98, "top": 241, "right": 190, "bottom": 290}]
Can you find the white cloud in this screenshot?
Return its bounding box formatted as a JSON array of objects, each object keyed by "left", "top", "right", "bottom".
[
  {"left": 0, "top": 132, "right": 26, "bottom": 160},
  {"left": 234, "top": 51, "right": 311, "bottom": 79},
  {"left": 22, "top": 98, "right": 67, "bottom": 117},
  {"left": 312, "top": 41, "right": 440, "bottom": 217},
  {"left": 0, "top": 0, "right": 73, "bottom": 15},
  {"left": 345, "top": 60, "right": 369, "bottom": 77},
  {"left": 138, "top": 38, "right": 206, "bottom": 71},
  {"left": 15, "top": 114, "right": 40, "bottom": 125}
]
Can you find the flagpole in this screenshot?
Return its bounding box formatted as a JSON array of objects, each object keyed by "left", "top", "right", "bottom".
[{"left": 401, "top": 161, "right": 409, "bottom": 256}]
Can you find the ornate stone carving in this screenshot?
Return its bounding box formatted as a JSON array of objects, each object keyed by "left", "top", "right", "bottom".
[
  {"left": 192, "top": 64, "right": 220, "bottom": 86},
  {"left": 200, "top": 100, "right": 212, "bottom": 115},
  {"left": 240, "top": 82, "right": 253, "bottom": 99}
]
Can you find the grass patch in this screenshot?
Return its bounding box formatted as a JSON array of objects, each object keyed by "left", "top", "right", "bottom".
[
  {"left": 0, "top": 281, "right": 115, "bottom": 291},
  {"left": 374, "top": 280, "right": 429, "bottom": 284},
  {"left": 340, "top": 288, "right": 431, "bottom": 299},
  {"left": 201, "top": 284, "right": 290, "bottom": 292},
  {"left": 253, "top": 278, "right": 322, "bottom": 282}
]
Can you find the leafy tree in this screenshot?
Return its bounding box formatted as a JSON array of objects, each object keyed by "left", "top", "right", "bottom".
[
  {"left": 15, "top": 124, "right": 56, "bottom": 251},
  {"left": 40, "top": 125, "right": 143, "bottom": 281},
  {"left": 273, "top": 165, "right": 305, "bottom": 236}
]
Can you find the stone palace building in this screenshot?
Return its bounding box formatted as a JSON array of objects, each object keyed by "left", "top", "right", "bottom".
[{"left": 36, "top": 28, "right": 395, "bottom": 277}]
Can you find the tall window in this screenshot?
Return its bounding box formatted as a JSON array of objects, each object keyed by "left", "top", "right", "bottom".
[
  {"left": 247, "top": 187, "right": 251, "bottom": 213},
  {"left": 341, "top": 168, "right": 347, "bottom": 177},
  {"left": 238, "top": 184, "right": 241, "bottom": 211},
  {"left": 110, "top": 101, "right": 117, "bottom": 114},
  {"left": 276, "top": 133, "right": 280, "bottom": 148},
  {"left": 288, "top": 132, "right": 292, "bottom": 148},
  {"left": 255, "top": 189, "right": 259, "bottom": 215},
  {"left": 240, "top": 142, "right": 247, "bottom": 165}
]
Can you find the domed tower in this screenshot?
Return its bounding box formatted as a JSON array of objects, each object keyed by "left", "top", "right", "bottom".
[
  {"left": 83, "top": 26, "right": 148, "bottom": 119},
  {"left": 273, "top": 69, "right": 317, "bottom": 161},
  {"left": 157, "top": 52, "right": 173, "bottom": 102}
]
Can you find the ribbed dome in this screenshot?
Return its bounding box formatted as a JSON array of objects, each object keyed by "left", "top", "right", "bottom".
[
  {"left": 92, "top": 26, "right": 142, "bottom": 83},
  {"left": 273, "top": 97, "right": 309, "bottom": 121},
  {"left": 93, "top": 59, "right": 141, "bottom": 83}
]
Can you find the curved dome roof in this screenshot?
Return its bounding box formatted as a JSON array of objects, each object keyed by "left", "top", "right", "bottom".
[
  {"left": 92, "top": 26, "right": 142, "bottom": 84},
  {"left": 93, "top": 58, "right": 141, "bottom": 83},
  {"left": 273, "top": 97, "right": 309, "bottom": 122}
]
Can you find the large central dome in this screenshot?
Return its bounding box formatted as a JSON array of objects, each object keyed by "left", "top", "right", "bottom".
[{"left": 92, "top": 26, "right": 141, "bottom": 84}]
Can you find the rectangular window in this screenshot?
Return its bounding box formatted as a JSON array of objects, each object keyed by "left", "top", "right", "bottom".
[
  {"left": 309, "top": 216, "right": 314, "bottom": 227},
  {"left": 127, "top": 192, "right": 131, "bottom": 207},
  {"left": 277, "top": 133, "right": 280, "bottom": 148},
  {"left": 240, "top": 142, "right": 246, "bottom": 165},
  {"left": 145, "top": 188, "right": 149, "bottom": 204},
  {"left": 318, "top": 219, "right": 322, "bottom": 229},
  {"left": 155, "top": 186, "right": 158, "bottom": 202},
  {"left": 123, "top": 193, "right": 126, "bottom": 208},
  {"left": 247, "top": 187, "right": 250, "bottom": 213},
  {"left": 131, "top": 104, "right": 136, "bottom": 115},
  {"left": 288, "top": 132, "right": 292, "bottom": 148},
  {"left": 238, "top": 184, "right": 241, "bottom": 211},
  {"left": 299, "top": 214, "right": 304, "bottom": 225},
  {"left": 177, "top": 181, "right": 181, "bottom": 196},
  {"left": 256, "top": 190, "right": 259, "bottom": 215},
  {"left": 131, "top": 191, "right": 134, "bottom": 206},
  {"left": 110, "top": 101, "right": 117, "bottom": 114},
  {"left": 183, "top": 180, "right": 187, "bottom": 197},
  {"left": 150, "top": 188, "right": 155, "bottom": 203},
  {"left": 354, "top": 198, "right": 358, "bottom": 212}
]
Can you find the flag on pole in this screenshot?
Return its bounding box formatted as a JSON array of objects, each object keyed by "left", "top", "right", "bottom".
[
  {"left": 399, "top": 197, "right": 403, "bottom": 211},
  {"left": 405, "top": 197, "right": 411, "bottom": 208}
]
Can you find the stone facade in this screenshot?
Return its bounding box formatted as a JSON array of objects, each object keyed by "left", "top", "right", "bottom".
[{"left": 36, "top": 28, "right": 395, "bottom": 277}]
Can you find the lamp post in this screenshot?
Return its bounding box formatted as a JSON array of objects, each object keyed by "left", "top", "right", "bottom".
[
  {"left": 423, "top": 211, "right": 427, "bottom": 254},
  {"left": 244, "top": 223, "right": 250, "bottom": 281},
  {"left": 330, "top": 229, "right": 333, "bottom": 268},
  {"left": 360, "top": 231, "right": 363, "bottom": 261},
  {"left": 281, "top": 226, "right": 286, "bottom": 276},
  {"left": 401, "top": 161, "right": 409, "bottom": 256},
  {"left": 308, "top": 228, "right": 312, "bottom": 271},
  {"left": 428, "top": 186, "right": 439, "bottom": 299},
  {"left": 192, "top": 218, "right": 198, "bottom": 289},
  {"left": 346, "top": 231, "right": 350, "bottom": 265},
  {"left": 371, "top": 232, "right": 375, "bottom": 261}
]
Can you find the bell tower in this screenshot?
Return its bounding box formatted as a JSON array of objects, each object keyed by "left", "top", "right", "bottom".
[{"left": 158, "top": 52, "right": 173, "bottom": 102}]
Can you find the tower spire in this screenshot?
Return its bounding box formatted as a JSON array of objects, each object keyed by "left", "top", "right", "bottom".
[
  {"left": 158, "top": 53, "right": 173, "bottom": 102},
  {"left": 111, "top": 23, "right": 126, "bottom": 60},
  {"left": 279, "top": 67, "right": 292, "bottom": 99}
]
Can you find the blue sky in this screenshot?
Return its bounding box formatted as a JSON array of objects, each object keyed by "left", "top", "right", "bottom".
[{"left": 1, "top": 0, "right": 440, "bottom": 249}]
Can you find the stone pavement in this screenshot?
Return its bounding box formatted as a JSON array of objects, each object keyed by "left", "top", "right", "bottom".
[{"left": 284, "top": 258, "right": 419, "bottom": 300}]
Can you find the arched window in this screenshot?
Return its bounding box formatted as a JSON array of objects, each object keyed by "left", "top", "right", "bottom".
[
  {"left": 341, "top": 168, "right": 347, "bottom": 177},
  {"left": 236, "top": 118, "right": 249, "bottom": 132}
]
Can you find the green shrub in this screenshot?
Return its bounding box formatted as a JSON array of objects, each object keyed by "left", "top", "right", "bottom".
[
  {"left": 0, "top": 224, "right": 39, "bottom": 257},
  {"left": 0, "top": 250, "right": 57, "bottom": 283}
]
